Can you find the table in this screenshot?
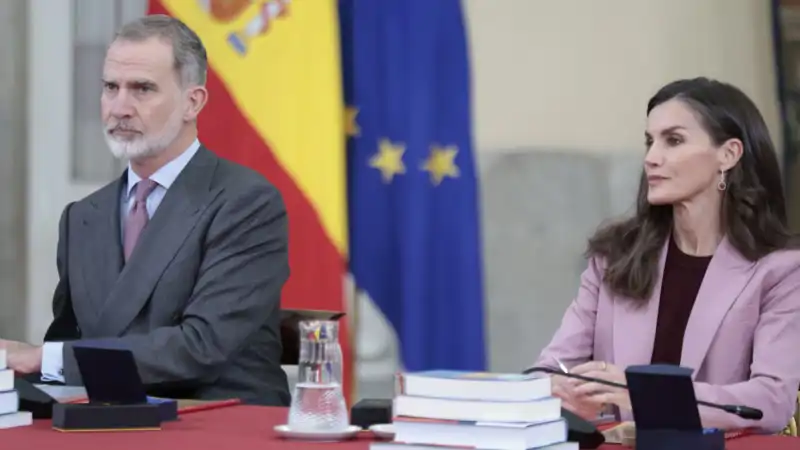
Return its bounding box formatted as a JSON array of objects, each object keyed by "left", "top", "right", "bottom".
[{"left": 2, "top": 405, "right": 799, "bottom": 450}]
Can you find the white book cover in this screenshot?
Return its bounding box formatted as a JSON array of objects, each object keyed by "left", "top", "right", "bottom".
[
  {"left": 0, "top": 369, "right": 13, "bottom": 392},
  {"left": 0, "top": 411, "right": 32, "bottom": 429},
  {"left": 0, "top": 390, "right": 18, "bottom": 416},
  {"left": 398, "top": 370, "right": 551, "bottom": 402},
  {"left": 393, "top": 394, "right": 562, "bottom": 424}
]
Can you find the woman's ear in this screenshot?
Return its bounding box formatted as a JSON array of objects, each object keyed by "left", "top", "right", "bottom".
[{"left": 718, "top": 138, "right": 744, "bottom": 172}]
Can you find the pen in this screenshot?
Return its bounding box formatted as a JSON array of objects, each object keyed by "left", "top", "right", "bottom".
[
  {"left": 178, "top": 398, "right": 242, "bottom": 415},
  {"left": 555, "top": 357, "right": 569, "bottom": 374}
]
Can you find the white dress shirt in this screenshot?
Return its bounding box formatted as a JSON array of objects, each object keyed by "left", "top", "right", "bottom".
[{"left": 41, "top": 140, "right": 201, "bottom": 383}]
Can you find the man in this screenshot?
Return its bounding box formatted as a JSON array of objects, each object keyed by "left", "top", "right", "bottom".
[{"left": 0, "top": 15, "right": 291, "bottom": 405}]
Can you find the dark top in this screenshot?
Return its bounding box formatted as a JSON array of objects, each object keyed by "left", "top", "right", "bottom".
[{"left": 650, "top": 237, "right": 713, "bottom": 365}]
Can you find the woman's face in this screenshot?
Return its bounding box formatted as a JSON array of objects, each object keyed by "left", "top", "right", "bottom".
[{"left": 644, "top": 99, "right": 726, "bottom": 205}]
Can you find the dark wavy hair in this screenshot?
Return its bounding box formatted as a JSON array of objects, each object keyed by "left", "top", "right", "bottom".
[{"left": 586, "top": 77, "right": 795, "bottom": 301}]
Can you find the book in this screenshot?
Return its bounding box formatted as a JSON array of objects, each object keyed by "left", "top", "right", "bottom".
[
  {"left": 393, "top": 394, "right": 561, "bottom": 424},
  {"left": 0, "top": 356, "right": 27, "bottom": 429},
  {"left": 397, "top": 371, "right": 551, "bottom": 402},
  {"left": 0, "top": 412, "right": 32, "bottom": 429},
  {"left": 393, "top": 416, "right": 568, "bottom": 449},
  {"left": 0, "top": 390, "right": 19, "bottom": 416},
  {"left": 370, "top": 442, "right": 578, "bottom": 450},
  {"left": 0, "top": 369, "right": 13, "bottom": 392},
  {"left": 386, "top": 369, "right": 571, "bottom": 450}
]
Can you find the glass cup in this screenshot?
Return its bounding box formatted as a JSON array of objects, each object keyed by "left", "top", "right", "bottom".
[{"left": 287, "top": 320, "right": 349, "bottom": 432}]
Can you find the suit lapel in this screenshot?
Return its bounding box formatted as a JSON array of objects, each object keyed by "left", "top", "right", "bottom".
[
  {"left": 94, "top": 148, "right": 221, "bottom": 337},
  {"left": 78, "top": 177, "right": 125, "bottom": 331},
  {"left": 680, "top": 237, "right": 755, "bottom": 376},
  {"left": 612, "top": 238, "right": 667, "bottom": 368}
]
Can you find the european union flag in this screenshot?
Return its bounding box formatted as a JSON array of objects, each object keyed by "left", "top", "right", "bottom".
[{"left": 339, "top": 0, "right": 486, "bottom": 371}]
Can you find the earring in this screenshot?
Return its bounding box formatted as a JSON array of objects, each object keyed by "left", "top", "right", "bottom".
[{"left": 717, "top": 171, "right": 727, "bottom": 191}]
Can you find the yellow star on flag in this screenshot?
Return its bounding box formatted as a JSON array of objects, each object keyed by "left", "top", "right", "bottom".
[
  {"left": 369, "top": 139, "right": 407, "bottom": 183},
  {"left": 345, "top": 106, "right": 360, "bottom": 137},
  {"left": 422, "top": 145, "right": 460, "bottom": 186}
]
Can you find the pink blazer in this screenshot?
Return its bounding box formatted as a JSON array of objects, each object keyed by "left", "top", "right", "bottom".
[{"left": 536, "top": 236, "right": 800, "bottom": 433}]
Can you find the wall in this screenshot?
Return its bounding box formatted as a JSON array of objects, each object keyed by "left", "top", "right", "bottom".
[
  {"left": 468, "top": 0, "right": 781, "bottom": 154},
  {"left": 0, "top": 0, "right": 27, "bottom": 340},
  {"left": 776, "top": 3, "right": 800, "bottom": 229}
]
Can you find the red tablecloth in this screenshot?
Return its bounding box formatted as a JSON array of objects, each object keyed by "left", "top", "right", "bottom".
[{"left": 1, "top": 406, "right": 799, "bottom": 450}]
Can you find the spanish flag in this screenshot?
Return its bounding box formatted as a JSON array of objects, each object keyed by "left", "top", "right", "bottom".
[{"left": 147, "top": 0, "right": 351, "bottom": 400}]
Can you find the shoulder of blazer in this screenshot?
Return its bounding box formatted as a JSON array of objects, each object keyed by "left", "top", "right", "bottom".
[
  {"left": 206, "top": 152, "right": 281, "bottom": 196},
  {"left": 754, "top": 247, "right": 800, "bottom": 289}
]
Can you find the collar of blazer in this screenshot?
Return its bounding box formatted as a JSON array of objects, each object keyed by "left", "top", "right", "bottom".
[{"left": 612, "top": 234, "right": 755, "bottom": 375}]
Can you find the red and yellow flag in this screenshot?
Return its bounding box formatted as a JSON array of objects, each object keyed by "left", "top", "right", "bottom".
[{"left": 148, "top": 0, "right": 351, "bottom": 400}]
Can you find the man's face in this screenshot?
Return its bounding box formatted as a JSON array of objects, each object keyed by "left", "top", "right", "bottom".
[{"left": 101, "top": 37, "right": 186, "bottom": 161}]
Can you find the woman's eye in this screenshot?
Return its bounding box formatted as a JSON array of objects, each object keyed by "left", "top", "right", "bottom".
[{"left": 666, "top": 136, "right": 683, "bottom": 146}]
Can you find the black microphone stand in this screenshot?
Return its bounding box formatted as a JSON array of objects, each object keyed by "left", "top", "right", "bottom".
[
  {"left": 524, "top": 366, "right": 763, "bottom": 420},
  {"left": 525, "top": 364, "right": 764, "bottom": 450}
]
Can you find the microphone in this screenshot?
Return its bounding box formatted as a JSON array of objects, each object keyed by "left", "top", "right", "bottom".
[{"left": 523, "top": 366, "right": 763, "bottom": 420}]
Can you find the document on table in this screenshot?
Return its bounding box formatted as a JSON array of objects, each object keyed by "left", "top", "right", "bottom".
[{"left": 33, "top": 384, "right": 87, "bottom": 402}]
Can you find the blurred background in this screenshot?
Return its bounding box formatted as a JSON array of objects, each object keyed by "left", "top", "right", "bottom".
[{"left": 1, "top": 0, "right": 799, "bottom": 401}]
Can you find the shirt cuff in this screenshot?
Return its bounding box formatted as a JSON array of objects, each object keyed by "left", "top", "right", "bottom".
[{"left": 41, "top": 342, "right": 65, "bottom": 383}]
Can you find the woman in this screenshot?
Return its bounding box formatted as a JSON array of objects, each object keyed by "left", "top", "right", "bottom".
[{"left": 535, "top": 77, "right": 800, "bottom": 433}]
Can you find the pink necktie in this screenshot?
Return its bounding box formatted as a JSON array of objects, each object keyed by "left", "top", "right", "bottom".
[{"left": 123, "top": 178, "right": 158, "bottom": 261}]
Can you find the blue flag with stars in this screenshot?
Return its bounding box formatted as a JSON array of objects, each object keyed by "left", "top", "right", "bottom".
[{"left": 339, "top": 0, "right": 486, "bottom": 371}]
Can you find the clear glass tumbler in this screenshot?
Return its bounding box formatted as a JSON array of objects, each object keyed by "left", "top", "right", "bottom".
[{"left": 287, "top": 320, "right": 349, "bottom": 431}]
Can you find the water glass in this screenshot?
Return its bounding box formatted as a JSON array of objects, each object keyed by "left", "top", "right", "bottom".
[{"left": 287, "top": 319, "right": 349, "bottom": 431}]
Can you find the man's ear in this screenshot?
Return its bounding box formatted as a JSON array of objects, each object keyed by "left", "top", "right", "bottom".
[
  {"left": 718, "top": 138, "right": 744, "bottom": 172},
  {"left": 184, "top": 85, "right": 208, "bottom": 121}
]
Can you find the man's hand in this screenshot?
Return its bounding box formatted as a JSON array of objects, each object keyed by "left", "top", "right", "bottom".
[
  {"left": 0, "top": 339, "right": 43, "bottom": 374},
  {"left": 0, "top": 339, "right": 31, "bottom": 352}
]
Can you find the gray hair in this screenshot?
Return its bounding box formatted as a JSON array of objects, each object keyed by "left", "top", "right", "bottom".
[{"left": 113, "top": 15, "right": 207, "bottom": 87}]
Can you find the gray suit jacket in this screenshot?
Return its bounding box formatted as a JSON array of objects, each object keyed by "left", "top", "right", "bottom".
[{"left": 43, "top": 146, "right": 291, "bottom": 406}]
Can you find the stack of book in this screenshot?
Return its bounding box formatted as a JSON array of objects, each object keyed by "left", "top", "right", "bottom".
[
  {"left": 0, "top": 349, "right": 32, "bottom": 428},
  {"left": 370, "top": 370, "right": 576, "bottom": 450}
]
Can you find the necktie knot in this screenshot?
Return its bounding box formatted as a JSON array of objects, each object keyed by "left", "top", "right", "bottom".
[{"left": 134, "top": 178, "right": 158, "bottom": 203}]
